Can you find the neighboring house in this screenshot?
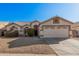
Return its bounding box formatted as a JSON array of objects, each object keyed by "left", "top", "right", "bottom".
[{"left": 0, "top": 16, "right": 79, "bottom": 38}]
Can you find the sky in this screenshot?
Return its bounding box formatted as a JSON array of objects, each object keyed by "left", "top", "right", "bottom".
[{"left": 0, "top": 3, "right": 79, "bottom": 22}]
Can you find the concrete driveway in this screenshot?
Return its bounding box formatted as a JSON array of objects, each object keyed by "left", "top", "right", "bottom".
[
  {"left": 0, "top": 37, "right": 57, "bottom": 55},
  {"left": 44, "top": 38, "right": 79, "bottom": 56},
  {"left": 0, "top": 37, "right": 79, "bottom": 56}
]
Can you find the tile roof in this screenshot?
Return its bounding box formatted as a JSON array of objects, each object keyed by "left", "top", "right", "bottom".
[{"left": 15, "top": 22, "right": 31, "bottom": 26}]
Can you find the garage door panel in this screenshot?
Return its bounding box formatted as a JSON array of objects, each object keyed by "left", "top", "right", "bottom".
[
  {"left": 43, "top": 29, "right": 69, "bottom": 38},
  {"left": 44, "top": 34, "right": 68, "bottom": 37}
]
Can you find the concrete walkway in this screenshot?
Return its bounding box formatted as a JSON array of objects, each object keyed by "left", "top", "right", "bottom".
[{"left": 45, "top": 38, "right": 79, "bottom": 56}]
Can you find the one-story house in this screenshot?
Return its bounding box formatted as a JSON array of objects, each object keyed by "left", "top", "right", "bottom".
[{"left": 0, "top": 16, "right": 79, "bottom": 38}]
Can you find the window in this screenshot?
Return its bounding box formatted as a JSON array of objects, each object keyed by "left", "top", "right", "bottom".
[{"left": 53, "top": 19, "right": 60, "bottom": 24}]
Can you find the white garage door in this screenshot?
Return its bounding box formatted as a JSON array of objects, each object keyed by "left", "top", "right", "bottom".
[{"left": 43, "top": 28, "right": 69, "bottom": 38}]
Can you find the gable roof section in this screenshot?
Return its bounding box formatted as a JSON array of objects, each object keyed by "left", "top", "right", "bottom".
[
  {"left": 2, "top": 23, "right": 21, "bottom": 30},
  {"left": 30, "top": 20, "right": 40, "bottom": 25},
  {"left": 40, "top": 16, "right": 74, "bottom": 25},
  {"left": 22, "top": 23, "right": 31, "bottom": 28}
]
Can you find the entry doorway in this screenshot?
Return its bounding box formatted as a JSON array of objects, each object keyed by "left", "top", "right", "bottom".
[
  {"left": 1, "top": 31, "right": 4, "bottom": 36},
  {"left": 34, "top": 25, "right": 39, "bottom": 36},
  {"left": 24, "top": 27, "right": 29, "bottom": 36},
  {"left": 1, "top": 30, "right": 5, "bottom": 36},
  {"left": 34, "top": 30, "right": 38, "bottom": 36},
  {"left": 72, "top": 30, "right": 79, "bottom": 37}
]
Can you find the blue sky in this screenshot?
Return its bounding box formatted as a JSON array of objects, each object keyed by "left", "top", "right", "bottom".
[{"left": 0, "top": 3, "right": 79, "bottom": 22}]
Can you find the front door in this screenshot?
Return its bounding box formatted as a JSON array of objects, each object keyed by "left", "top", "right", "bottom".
[
  {"left": 34, "top": 25, "right": 39, "bottom": 36},
  {"left": 1, "top": 31, "right": 5, "bottom": 36}
]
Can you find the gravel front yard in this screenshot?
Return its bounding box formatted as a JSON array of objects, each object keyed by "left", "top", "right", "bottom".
[{"left": 0, "top": 37, "right": 57, "bottom": 55}]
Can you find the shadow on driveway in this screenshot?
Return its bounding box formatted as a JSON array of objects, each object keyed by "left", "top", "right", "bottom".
[{"left": 8, "top": 37, "right": 67, "bottom": 48}]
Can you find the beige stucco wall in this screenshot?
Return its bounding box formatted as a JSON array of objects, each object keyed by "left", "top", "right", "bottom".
[{"left": 5, "top": 24, "right": 26, "bottom": 36}]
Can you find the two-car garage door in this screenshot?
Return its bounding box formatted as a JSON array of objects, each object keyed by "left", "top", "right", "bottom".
[{"left": 43, "top": 26, "right": 69, "bottom": 38}]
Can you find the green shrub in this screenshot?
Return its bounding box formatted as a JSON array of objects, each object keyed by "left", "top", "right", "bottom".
[
  {"left": 5, "top": 30, "right": 18, "bottom": 37},
  {"left": 27, "top": 28, "right": 34, "bottom": 36}
]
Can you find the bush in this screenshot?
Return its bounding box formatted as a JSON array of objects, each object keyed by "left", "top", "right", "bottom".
[
  {"left": 26, "top": 28, "right": 34, "bottom": 36},
  {"left": 5, "top": 30, "right": 18, "bottom": 37}
]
